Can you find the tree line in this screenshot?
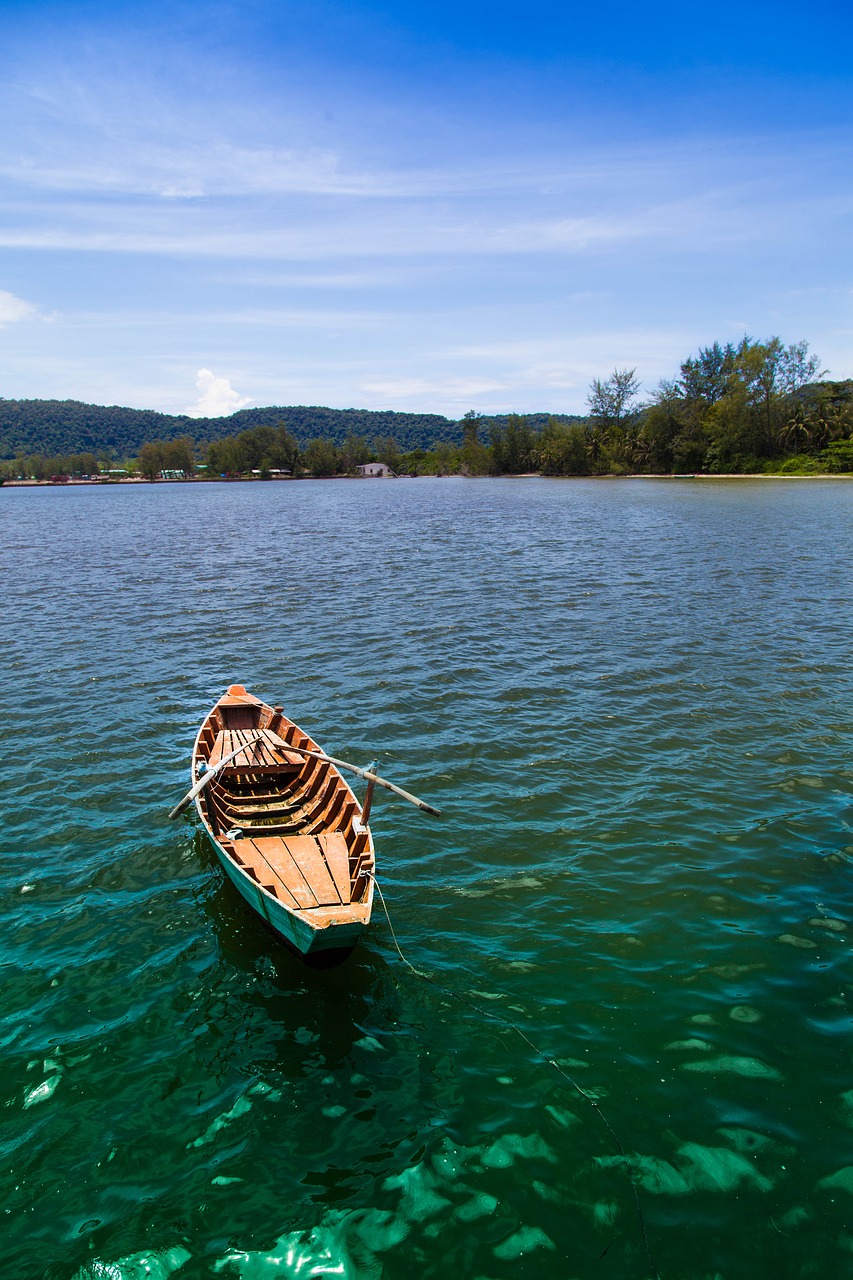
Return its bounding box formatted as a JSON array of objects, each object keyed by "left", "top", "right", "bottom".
[
  {"left": 429, "top": 337, "right": 851, "bottom": 477},
  {"left": 475, "top": 338, "right": 850, "bottom": 477},
  {"left": 0, "top": 437, "right": 196, "bottom": 482},
  {"left": 3, "top": 336, "right": 851, "bottom": 482}
]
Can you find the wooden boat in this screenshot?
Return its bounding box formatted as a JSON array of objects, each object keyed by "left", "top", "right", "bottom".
[
  {"left": 188, "top": 686, "right": 375, "bottom": 959},
  {"left": 170, "top": 685, "right": 439, "bottom": 961}
]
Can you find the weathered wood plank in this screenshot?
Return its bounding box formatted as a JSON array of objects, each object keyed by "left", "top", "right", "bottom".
[
  {"left": 318, "top": 832, "right": 351, "bottom": 904},
  {"left": 262, "top": 727, "right": 315, "bottom": 768},
  {"left": 280, "top": 835, "right": 341, "bottom": 906},
  {"left": 245, "top": 838, "right": 301, "bottom": 909},
  {"left": 249, "top": 836, "right": 319, "bottom": 909},
  {"left": 210, "top": 728, "right": 304, "bottom": 773},
  {"left": 227, "top": 840, "right": 283, "bottom": 901}
]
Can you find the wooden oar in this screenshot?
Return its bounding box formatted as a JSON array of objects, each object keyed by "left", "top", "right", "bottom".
[{"left": 169, "top": 736, "right": 441, "bottom": 820}]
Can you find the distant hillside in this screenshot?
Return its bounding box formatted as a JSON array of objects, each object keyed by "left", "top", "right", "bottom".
[
  {"left": 0, "top": 398, "right": 585, "bottom": 459},
  {"left": 0, "top": 399, "right": 453, "bottom": 458}
]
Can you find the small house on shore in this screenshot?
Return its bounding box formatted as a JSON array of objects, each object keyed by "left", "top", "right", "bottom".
[{"left": 356, "top": 462, "right": 396, "bottom": 478}]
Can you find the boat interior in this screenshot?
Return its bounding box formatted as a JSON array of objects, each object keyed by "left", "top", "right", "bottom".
[{"left": 196, "top": 687, "right": 373, "bottom": 917}]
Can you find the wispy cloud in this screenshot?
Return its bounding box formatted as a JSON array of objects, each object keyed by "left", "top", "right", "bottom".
[
  {"left": 2, "top": 25, "right": 851, "bottom": 279},
  {"left": 0, "top": 289, "right": 41, "bottom": 325},
  {"left": 0, "top": 181, "right": 835, "bottom": 264},
  {"left": 355, "top": 333, "right": 681, "bottom": 414},
  {"left": 359, "top": 374, "right": 508, "bottom": 405}
]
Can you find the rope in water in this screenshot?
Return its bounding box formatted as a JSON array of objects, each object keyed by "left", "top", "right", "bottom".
[{"left": 367, "top": 872, "right": 662, "bottom": 1280}]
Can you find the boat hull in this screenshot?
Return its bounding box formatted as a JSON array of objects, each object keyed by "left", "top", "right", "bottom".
[
  {"left": 207, "top": 827, "right": 368, "bottom": 959},
  {"left": 190, "top": 686, "right": 375, "bottom": 962}
]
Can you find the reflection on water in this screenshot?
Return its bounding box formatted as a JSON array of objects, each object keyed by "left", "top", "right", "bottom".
[{"left": 1, "top": 477, "right": 852, "bottom": 1279}]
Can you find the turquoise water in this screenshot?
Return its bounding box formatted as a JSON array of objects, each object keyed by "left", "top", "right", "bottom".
[{"left": 2, "top": 477, "right": 852, "bottom": 1280}]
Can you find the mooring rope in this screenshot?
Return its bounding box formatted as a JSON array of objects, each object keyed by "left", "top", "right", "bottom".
[{"left": 367, "top": 872, "right": 661, "bottom": 1280}]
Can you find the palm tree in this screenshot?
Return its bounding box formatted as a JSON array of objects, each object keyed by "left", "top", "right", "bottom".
[{"left": 779, "top": 415, "right": 812, "bottom": 454}]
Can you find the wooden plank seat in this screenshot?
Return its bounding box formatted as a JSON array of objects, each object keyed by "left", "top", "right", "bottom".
[
  {"left": 226, "top": 800, "right": 305, "bottom": 819},
  {"left": 226, "top": 832, "right": 352, "bottom": 909},
  {"left": 209, "top": 728, "right": 305, "bottom": 773},
  {"left": 225, "top": 819, "right": 309, "bottom": 837}
]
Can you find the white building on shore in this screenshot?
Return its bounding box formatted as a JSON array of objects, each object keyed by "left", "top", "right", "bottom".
[{"left": 355, "top": 462, "right": 396, "bottom": 478}]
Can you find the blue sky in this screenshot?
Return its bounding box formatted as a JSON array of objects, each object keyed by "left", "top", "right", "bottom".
[{"left": 1, "top": 0, "right": 851, "bottom": 417}]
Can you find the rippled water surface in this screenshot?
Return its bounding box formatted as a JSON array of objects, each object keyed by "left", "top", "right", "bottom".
[{"left": 2, "top": 477, "right": 852, "bottom": 1280}]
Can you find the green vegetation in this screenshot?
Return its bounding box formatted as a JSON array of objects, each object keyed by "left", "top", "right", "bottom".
[
  {"left": 0, "top": 400, "right": 460, "bottom": 461},
  {"left": 137, "top": 438, "right": 195, "bottom": 482},
  {"left": 636, "top": 338, "right": 840, "bottom": 475},
  {"left": 1, "top": 451, "right": 103, "bottom": 482},
  {"left": 2, "top": 336, "right": 851, "bottom": 481},
  {"left": 206, "top": 424, "right": 300, "bottom": 477}
]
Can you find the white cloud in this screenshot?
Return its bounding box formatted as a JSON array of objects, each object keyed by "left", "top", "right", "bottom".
[
  {"left": 0, "top": 289, "right": 39, "bottom": 325},
  {"left": 186, "top": 368, "right": 253, "bottom": 418}
]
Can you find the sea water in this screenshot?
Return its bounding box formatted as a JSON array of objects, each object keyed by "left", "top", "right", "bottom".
[{"left": 1, "top": 476, "right": 852, "bottom": 1279}]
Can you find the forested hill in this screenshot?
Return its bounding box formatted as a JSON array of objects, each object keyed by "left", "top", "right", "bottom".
[
  {"left": 0, "top": 398, "right": 586, "bottom": 459},
  {"left": 0, "top": 399, "right": 460, "bottom": 458}
]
